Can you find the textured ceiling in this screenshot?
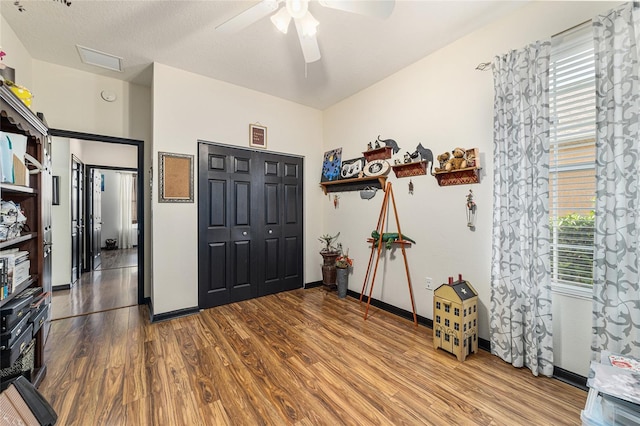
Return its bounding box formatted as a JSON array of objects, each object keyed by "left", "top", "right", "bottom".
[{"left": 1, "top": 1, "right": 523, "bottom": 110}]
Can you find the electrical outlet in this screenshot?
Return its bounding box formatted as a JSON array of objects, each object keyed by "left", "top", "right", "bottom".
[{"left": 425, "top": 277, "right": 433, "bottom": 290}]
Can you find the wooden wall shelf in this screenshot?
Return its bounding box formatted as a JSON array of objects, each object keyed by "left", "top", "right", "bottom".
[
  {"left": 363, "top": 146, "right": 392, "bottom": 162},
  {"left": 433, "top": 167, "right": 481, "bottom": 186},
  {"left": 392, "top": 161, "right": 427, "bottom": 178},
  {"left": 320, "top": 176, "right": 387, "bottom": 194}
]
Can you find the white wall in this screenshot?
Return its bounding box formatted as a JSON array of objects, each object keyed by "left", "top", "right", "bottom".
[
  {"left": 73, "top": 140, "right": 137, "bottom": 169},
  {"left": 323, "top": 1, "right": 612, "bottom": 377},
  {"left": 51, "top": 137, "right": 71, "bottom": 287},
  {"left": 0, "top": 16, "right": 32, "bottom": 88},
  {"left": 151, "top": 63, "right": 324, "bottom": 315}
]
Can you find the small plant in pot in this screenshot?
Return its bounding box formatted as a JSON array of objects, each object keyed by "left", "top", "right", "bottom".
[
  {"left": 335, "top": 249, "right": 353, "bottom": 299},
  {"left": 319, "top": 232, "right": 341, "bottom": 288}
]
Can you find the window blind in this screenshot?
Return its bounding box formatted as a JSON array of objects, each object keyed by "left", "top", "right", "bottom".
[{"left": 549, "top": 24, "right": 596, "bottom": 287}]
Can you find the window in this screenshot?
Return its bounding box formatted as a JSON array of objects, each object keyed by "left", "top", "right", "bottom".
[
  {"left": 436, "top": 315, "right": 441, "bottom": 324},
  {"left": 454, "top": 323, "right": 460, "bottom": 331},
  {"left": 454, "top": 308, "right": 460, "bottom": 316},
  {"left": 444, "top": 319, "right": 450, "bottom": 327},
  {"left": 454, "top": 337, "right": 459, "bottom": 346},
  {"left": 436, "top": 301, "right": 441, "bottom": 310},
  {"left": 445, "top": 334, "right": 450, "bottom": 342},
  {"left": 549, "top": 24, "right": 596, "bottom": 289},
  {"left": 436, "top": 330, "right": 441, "bottom": 338},
  {"left": 444, "top": 304, "right": 450, "bottom": 313}
]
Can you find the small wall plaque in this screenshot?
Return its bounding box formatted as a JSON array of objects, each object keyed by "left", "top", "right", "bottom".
[{"left": 250, "top": 123, "right": 267, "bottom": 149}]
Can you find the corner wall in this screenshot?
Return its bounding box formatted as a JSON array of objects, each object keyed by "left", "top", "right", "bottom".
[{"left": 322, "top": 1, "right": 613, "bottom": 377}]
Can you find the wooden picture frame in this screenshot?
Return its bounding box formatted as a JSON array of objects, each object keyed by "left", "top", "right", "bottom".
[
  {"left": 249, "top": 124, "right": 267, "bottom": 149},
  {"left": 158, "top": 151, "right": 194, "bottom": 203}
]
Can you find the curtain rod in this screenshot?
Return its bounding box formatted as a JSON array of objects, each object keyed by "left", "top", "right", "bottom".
[{"left": 475, "top": 18, "right": 593, "bottom": 71}]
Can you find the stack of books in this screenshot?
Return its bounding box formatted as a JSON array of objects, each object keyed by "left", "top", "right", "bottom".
[{"left": 0, "top": 250, "right": 30, "bottom": 300}]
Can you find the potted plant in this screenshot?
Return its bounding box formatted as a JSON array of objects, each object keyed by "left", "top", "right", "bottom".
[
  {"left": 335, "top": 249, "right": 353, "bottom": 298},
  {"left": 318, "top": 233, "right": 340, "bottom": 288}
]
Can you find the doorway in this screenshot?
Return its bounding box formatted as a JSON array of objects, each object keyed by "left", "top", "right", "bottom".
[
  {"left": 198, "top": 142, "right": 304, "bottom": 309},
  {"left": 49, "top": 129, "right": 144, "bottom": 319}
]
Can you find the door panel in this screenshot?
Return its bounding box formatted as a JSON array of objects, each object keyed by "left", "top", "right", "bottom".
[
  {"left": 199, "top": 144, "right": 258, "bottom": 308},
  {"left": 87, "top": 168, "right": 102, "bottom": 270},
  {"left": 71, "top": 159, "right": 79, "bottom": 283},
  {"left": 199, "top": 143, "right": 303, "bottom": 309}
]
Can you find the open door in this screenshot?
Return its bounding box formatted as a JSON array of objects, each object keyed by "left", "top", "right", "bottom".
[{"left": 87, "top": 168, "right": 102, "bottom": 270}]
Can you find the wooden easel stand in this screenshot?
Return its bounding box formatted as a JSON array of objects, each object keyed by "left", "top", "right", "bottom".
[{"left": 360, "top": 182, "right": 417, "bottom": 325}]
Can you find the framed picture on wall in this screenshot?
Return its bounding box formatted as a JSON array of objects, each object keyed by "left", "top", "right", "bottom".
[
  {"left": 249, "top": 123, "right": 267, "bottom": 149},
  {"left": 158, "top": 151, "right": 194, "bottom": 203},
  {"left": 321, "top": 148, "right": 342, "bottom": 182}
]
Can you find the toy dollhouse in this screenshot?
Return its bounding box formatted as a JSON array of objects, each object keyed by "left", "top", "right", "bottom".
[{"left": 433, "top": 275, "right": 478, "bottom": 362}]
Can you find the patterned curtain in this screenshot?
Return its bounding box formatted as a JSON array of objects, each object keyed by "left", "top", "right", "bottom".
[
  {"left": 490, "top": 41, "right": 554, "bottom": 377},
  {"left": 592, "top": 2, "right": 640, "bottom": 361}
]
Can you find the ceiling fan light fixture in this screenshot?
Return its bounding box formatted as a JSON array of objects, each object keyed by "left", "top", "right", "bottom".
[
  {"left": 270, "top": 7, "right": 291, "bottom": 34},
  {"left": 298, "top": 12, "right": 319, "bottom": 38},
  {"left": 286, "top": 0, "right": 308, "bottom": 20}
]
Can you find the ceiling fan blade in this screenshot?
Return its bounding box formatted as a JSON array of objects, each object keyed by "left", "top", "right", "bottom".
[
  {"left": 216, "top": 0, "right": 280, "bottom": 34},
  {"left": 294, "top": 18, "right": 321, "bottom": 63},
  {"left": 319, "top": 0, "right": 395, "bottom": 19}
]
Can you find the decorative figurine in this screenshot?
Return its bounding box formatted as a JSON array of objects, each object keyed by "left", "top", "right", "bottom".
[
  {"left": 409, "top": 179, "right": 414, "bottom": 195},
  {"left": 377, "top": 135, "right": 401, "bottom": 154},
  {"left": 404, "top": 152, "right": 412, "bottom": 163},
  {"left": 333, "top": 194, "right": 340, "bottom": 209},
  {"left": 374, "top": 140, "right": 381, "bottom": 149},
  {"left": 466, "top": 189, "right": 477, "bottom": 229},
  {"left": 367, "top": 141, "right": 373, "bottom": 151}
]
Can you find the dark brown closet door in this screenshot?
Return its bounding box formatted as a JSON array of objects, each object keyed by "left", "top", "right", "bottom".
[{"left": 198, "top": 143, "right": 303, "bottom": 309}]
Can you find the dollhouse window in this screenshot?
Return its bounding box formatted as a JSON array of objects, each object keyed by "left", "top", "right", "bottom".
[
  {"left": 474, "top": 305, "right": 476, "bottom": 313},
  {"left": 436, "top": 315, "right": 441, "bottom": 323},
  {"left": 444, "top": 305, "right": 450, "bottom": 313},
  {"left": 454, "top": 338, "right": 459, "bottom": 346},
  {"left": 445, "top": 319, "right": 450, "bottom": 327},
  {"left": 473, "top": 319, "right": 476, "bottom": 327},
  {"left": 464, "top": 323, "right": 467, "bottom": 332},
  {"left": 436, "top": 330, "right": 441, "bottom": 337},
  {"left": 445, "top": 334, "right": 450, "bottom": 342},
  {"left": 454, "top": 308, "right": 460, "bottom": 316},
  {"left": 436, "top": 301, "right": 441, "bottom": 310},
  {"left": 454, "top": 323, "right": 459, "bottom": 331},
  {"left": 464, "top": 308, "right": 467, "bottom": 316}
]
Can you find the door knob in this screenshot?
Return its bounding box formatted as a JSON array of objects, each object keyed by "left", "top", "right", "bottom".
[
  {"left": 242, "top": 231, "right": 248, "bottom": 236},
  {"left": 268, "top": 230, "right": 273, "bottom": 234}
]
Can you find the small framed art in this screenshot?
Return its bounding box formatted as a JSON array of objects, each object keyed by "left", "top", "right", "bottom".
[
  {"left": 158, "top": 151, "right": 194, "bottom": 203},
  {"left": 250, "top": 124, "right": 267, "bottom": 149}
]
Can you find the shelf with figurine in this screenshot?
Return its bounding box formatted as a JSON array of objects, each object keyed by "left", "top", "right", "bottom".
[
  {"left": 433, "top": 147, "right": 481, "bottom": 186},
  {"left": 363, "top": 136, "right": 397, "bottom": 162},
  {"left": 391, "top": 143, "right": 434, "bottom": 178}
]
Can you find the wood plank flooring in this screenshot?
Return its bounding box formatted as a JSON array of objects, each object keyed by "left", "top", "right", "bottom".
[
  {"left": 96, "top": 248, "right": 138, "bottom": 271},
  {"left": 39, "top": 289, "right": 587, "bottom": 425},
  {"left": 51, "top": 266, "right": 137, "bottom": 320}
]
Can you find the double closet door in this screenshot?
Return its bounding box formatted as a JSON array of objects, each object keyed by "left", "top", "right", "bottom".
[{"left": 198, "top": 142, "right": 304, "bottom": 309}]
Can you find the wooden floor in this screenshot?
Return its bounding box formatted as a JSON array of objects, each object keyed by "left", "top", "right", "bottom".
[
  {"left": 51, "top": 260, "right": 137, "bottom": 320},
  {"left": 96, "top": 248, "right": 138, "bottom": 271},
  {"left": 39, "top": 288, "right": 587, "bottom": 425}
]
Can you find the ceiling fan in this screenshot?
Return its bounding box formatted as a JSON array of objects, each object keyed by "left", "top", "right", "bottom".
[{"left": 216, "top": 0, "right": 395, "bottom": 64}]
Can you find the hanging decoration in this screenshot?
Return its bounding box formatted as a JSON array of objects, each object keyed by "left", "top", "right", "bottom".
[
  {"left": 408, "top": 179, "right": 414, "bottom": 195},
  {"left": 333, "top": 194, "right": 340, "bottom": 209},
  {"left": 466, "top": 189, "right": 476, "bottom": 229}
]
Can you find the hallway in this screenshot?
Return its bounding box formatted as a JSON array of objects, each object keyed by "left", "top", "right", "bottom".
[{"left": 52, "top": 248, "right": 138, "bottom": 320}]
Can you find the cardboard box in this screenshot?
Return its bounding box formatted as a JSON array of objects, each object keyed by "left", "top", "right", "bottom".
[{"left": 12, "top": 154, "right": 28, "bottom": 187}]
